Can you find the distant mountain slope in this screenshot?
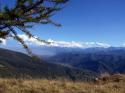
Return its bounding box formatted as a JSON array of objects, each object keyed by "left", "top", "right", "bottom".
[
  {"left": 44, "top": 47, "right": 125, "bottom": 74},
  {"left": 0, "top": 48, "right": 96, "bottom": 81}
]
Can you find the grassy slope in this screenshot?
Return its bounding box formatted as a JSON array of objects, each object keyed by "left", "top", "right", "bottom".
[{"left": 0, "top": 75, "right": 125, "bottom": 93}]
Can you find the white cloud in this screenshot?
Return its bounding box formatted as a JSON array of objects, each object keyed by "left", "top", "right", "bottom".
[
  {"left": 121, "top": 43, "right": 125, "bottom": 47},
  {"left": 18, "top": 34, "right": 111, "bottom": 48},
  {"left": 0, "top": 38, "right": 6, "bottom": 45},
  {"left": 18, "top": 34, "right": 46, "bottom": 46},
  {"left": 48, "top": 39, "right": 84, "bottom": 48}
]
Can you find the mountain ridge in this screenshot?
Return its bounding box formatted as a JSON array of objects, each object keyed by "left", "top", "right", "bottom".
[
  {"left": 0, "top": 48, "right": 97, "bottom": 81},
  {"left": 44, "top": 47, "right": 125, "bottom": 74}
]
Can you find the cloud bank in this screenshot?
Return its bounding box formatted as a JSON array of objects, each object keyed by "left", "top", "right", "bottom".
[
  {"left": 18, "top": 34, "right": 111, "bottom": 48},
  {"left": 0, "top": 34, "right": 112, "bottom": 48}
]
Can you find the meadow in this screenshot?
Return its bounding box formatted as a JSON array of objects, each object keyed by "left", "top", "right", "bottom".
[{"left": 0, "top": 75, "right": 125, "bottom": 93}]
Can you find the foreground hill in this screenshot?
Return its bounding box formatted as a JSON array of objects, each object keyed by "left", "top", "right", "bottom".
[
  {"left": 0, "top": 74, "right": 125, "bottom": 93},
  {"left": 0, "top": 48, "right": 96, "bottom": 81}
]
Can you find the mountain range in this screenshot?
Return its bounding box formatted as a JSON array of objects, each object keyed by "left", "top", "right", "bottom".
[
  {"left": 43, "top": 47, "right": 125, "bottom": 74},
  {"left": 1, "top": 39, "right": 125, "bottom": 81},
  {"left": 0, "top": 48, "right": 96, "bottom": 81}
]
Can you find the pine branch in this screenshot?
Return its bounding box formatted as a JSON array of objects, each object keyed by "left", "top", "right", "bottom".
[{"left": 0, "top": 0, "right": 68, "bottom": 55}]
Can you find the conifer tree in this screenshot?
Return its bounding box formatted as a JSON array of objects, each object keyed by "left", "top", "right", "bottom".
[{"left": 0, "top": 0, "right": 68, "bottom": 55}]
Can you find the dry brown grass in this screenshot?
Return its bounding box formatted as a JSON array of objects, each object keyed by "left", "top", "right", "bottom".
[{"left": 0, "top": 75, "right": 125, "bottom": 93}]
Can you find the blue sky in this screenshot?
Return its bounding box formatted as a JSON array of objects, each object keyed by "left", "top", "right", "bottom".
[{"left": 1, "top": 0, "right": 125, "bottom": 46}]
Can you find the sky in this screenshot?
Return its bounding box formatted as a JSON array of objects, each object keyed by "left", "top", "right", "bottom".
[{"left": 1, "top": 0, "right": 125, "bottom": 47}]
